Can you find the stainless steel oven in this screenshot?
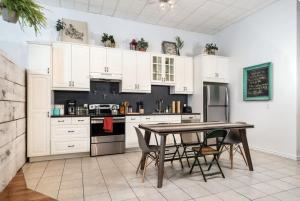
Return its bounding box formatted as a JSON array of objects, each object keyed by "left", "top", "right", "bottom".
[{"left": 90, "top": 116, "right": 125, "bottom": 156}]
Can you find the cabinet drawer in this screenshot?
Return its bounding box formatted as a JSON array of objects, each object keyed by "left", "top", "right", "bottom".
[
  {"left": 51, "top": 118, "right": 72, "bottom": 125},
  {"left": 51, "top": 125, "right": 89, "bottom": 139},
  {"left": 51, "top": 139, "right": 90, "bottom": 155},
  {"left": 125, "top": 116, "right": 141, "bottom": 123},
  {"left": 72, "top": 117, "right": 90, "bottom": 125},
  {"left": 140, "top": 116, "right": 155, "bottom": 122},
  {"left": 154, "top": 115, "right": 181, "bottom": 123}
]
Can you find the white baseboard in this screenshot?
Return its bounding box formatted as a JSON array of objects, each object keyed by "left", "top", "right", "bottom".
[{"left": 250, "top": 146, "right": 299, "bottom": 160}]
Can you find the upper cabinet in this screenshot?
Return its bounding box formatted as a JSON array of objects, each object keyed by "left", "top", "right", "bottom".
[
  {"left": 170, "top": 56, "right": 194, "bottom": 94},
  {"left": 151, "top": 54, "right": 175, "bottom": 85},
  {"left": 52, "top": 42, "right": 90, "bottom": 91},
  {"left": 28, "top": 43, "right": 51, "bottom": 75},
  {"left": 90, "top": 46, "right": 122, "bottom": 80},
  {"left": 201, "top": 55, "right": 229, "bottom": 83},
  {"left": 121, "top": 50, "right": 151, "bottom": 93}
]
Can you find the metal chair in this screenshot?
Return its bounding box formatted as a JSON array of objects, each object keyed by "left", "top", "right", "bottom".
[
  {"left": 220, "top": 128, "right": 248, "bottom": 169},
  {"left": 190, "top": 129, "right": 228, "bottom": 182},
  {"left": 135, "top": 127, "right": 159, "bottom": 182}
]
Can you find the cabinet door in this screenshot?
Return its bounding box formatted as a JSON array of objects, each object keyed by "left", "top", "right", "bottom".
[
  {"left": 173, "top": 56, "right": 185, "bottom": 93},
  {"left": 164, "top": 56, "right": 175, "bottom": 83},
  {"left": 185, "top": 57, "right": 194, "bottom": 93},
  {"left": 125, "top": 122, "right": 140, "bottom": 148},
  {"left": 90, "top": 46, "right": 106, "bottom": 75},
  {"left": 216, "top": 57, "right": 229, "bottom": 83},
  {"left": 136, "top": 51, "right": 151, "bottom": 93},
  {"left": 52, "top": 43, "right": 72, "bottom": 88},
  {"left": 202, "top": 55, "right": 217, "bottom": 80},
  {"left": 106, "top": 48, "right": 122, "bottom": 75},
  {"left": 71, "top": 44, "right": 90, "bottom": 90},
  {"left": 28, "top": 44, "right": 51, "bottom": 75},
  {"left": 151, "top": 54, "right": 163, "bottom": 83},
  {"left": 27, "top": 74, "right": 51, "bottom": 157},
  {"left": 121, "top": 50, "right": 137, "bottom": 92}
]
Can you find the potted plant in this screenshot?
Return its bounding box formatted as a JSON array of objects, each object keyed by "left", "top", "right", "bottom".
[
  {"left": 136, "top": 38, "right": 148, "bottom": 51},
  {"left": 175, "top": 36, "right": 184, "bottom": 56},
  {"left": 205, "top": 43, "right": 219, "bottom": 55},
  {"left": 101, "top": 33, "right": 116, "bottom": 48},
  {"left": 0, "top": 0, "right": 46, "bottom": 34},
  {"left": 55, "top": 19, "right": 66, "bottom": 40}
]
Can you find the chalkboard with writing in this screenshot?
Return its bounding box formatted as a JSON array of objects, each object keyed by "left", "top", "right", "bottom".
[{"left": 243, "top": 62, "right": 272, "bottom": 101}]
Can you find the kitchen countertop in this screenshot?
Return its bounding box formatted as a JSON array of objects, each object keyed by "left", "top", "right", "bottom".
[{"left": 51, "top": 113, "right": 201, "bottom": 118}]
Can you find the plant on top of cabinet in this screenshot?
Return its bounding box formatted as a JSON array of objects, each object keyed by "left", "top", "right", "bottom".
[
  {"left": 137, "top": 38, "right": 149, "bottom": 52},
  {"left": 130, "top": 39, "right": 137, "bottom": 50},
  {"left": 56, "top": 19, "right": 66, "bottom": 31},
  {"left": 101, "top": 33, "right": 116, "bottom": 48},
  {"left": 0, "top": 0, "right": 46, "bottom": 34},
  {"left": 175, "top": 36, "right": 184, "bottom": 56},
  {"left": 204, "top": 43, "right": 218, "bottom": 55}
]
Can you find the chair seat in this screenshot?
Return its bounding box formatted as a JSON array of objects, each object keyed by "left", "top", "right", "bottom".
[
  {"left": 148, "top": 145, "right": 160, "bottom": 152},
  {"left": 192, "top": 146, "right": 219, "bottom": 155}
]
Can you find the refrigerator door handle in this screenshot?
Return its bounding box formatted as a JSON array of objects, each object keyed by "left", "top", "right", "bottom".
[
  {"left": 207, "top": 85, "right": 211, "bottom": 106},
  {"left": 225, "top": 87, "right": 230, "bottom": 122}
]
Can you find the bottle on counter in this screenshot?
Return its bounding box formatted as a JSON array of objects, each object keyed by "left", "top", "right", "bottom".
[
  {"left": 172, "top": 101, "right": 176, "bottom": 113},
  {"left": 176, "top": 101, "right": 181, "bottom": 113}
]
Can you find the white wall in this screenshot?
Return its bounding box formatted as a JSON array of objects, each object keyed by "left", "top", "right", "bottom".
[
  {"left": 297, "top": 1, "right": 300, "bottom": 157},
  {"left": 214, "top": 0, "right": 298, "bottom": 159},
  {"left": 0, "top": 4, "right": 212, "bottom": 68}
]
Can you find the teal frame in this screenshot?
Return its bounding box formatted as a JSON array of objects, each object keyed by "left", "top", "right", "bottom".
[{"left": 243, "top": 62, "right": 273, "bottom": 101}]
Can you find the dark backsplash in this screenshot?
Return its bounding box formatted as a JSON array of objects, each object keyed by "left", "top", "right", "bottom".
[{"left": 54, "top": 81, "right": 187, "bottom": 114}]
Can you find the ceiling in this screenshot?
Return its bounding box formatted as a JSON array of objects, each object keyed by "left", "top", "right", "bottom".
[{"left": 38, "top": 0, "right": 277, "bottom": 34}]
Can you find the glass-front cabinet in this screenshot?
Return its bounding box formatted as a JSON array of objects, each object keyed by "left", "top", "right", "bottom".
[{"left": 151, "top": 54, "right": 175, "bottom": 85}]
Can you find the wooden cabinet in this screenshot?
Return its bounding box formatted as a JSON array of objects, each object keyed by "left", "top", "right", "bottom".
[
  {"left": 151, "top": 54, "right": 175, "bottom": 85},
  {"left": 201, "top": 55, "right": 229, "bottom": 83},
  {"left": 28, "top": 43, "right": 51, "bottom": 75},
  {"left": 121, "top": 50, "right": 151, "bottom": 93},
  {"left": 51, "top": 117, "right": 90, "bottom": 155},
  {"left": 27, "top": 73, "right": 51, "bottom": 157},
  {"left": 170, "top": 56, "right": 194, "bottom": 94},
  {"left": 90, "top": 46, "right": 122, "bottom": 80},
  {"left": 52, "top": 42, "right": 90, "bottom": 91}
]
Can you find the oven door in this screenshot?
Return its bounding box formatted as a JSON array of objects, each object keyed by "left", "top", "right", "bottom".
[{"left": 91, "top": 117, "right": 125, "bottom": 137}]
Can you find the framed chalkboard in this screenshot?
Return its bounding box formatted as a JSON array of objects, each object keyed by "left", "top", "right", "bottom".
[{"left": 243, "top": 62, "right": 272, "bottom": 101}]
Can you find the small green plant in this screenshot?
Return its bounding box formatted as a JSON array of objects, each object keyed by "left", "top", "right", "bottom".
[
  {"left": 137, "top": 38, "right": 149, "bottom": 51},
  {"left": 101, "top": 33, "right": 115, "bottom": 47},
  {"left": 205, "top": 43, "right": 218, "bottom": 55},
  {"left": 0, "top": 0, "right": 46, "bottom": 34},
  {"left": 56, "top": 19, "right": 66, "bottom": 31},
  {"left": 175, "top": 36, "right": 184, "bottom": 55}
]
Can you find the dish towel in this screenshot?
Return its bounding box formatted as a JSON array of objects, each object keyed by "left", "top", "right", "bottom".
[{"left": 103, "top": 117, "right": 113, "bottom": 133}]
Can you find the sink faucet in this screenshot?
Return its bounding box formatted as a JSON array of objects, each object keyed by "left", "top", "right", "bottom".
[{"left": 155, "top": 99, "right": 164, "bottom": 113}]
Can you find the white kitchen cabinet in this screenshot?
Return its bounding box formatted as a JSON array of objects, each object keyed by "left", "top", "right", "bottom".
[
  {"left": 125, "top": 116, "right": 141, "bottom": 148},
  {"left": 27, "top": 73, "right": 51, "bottom": 157},
  {"left": 90, "top": 46, "right": 122, "bottom": 80},
  {"left": 121, "top": 50, "right": 151, "bottom": 93},
  {"left": 28, "top": 43, "right": 51, "bottom": 75},
  {"left": 201, "top": 55, "right": 229, "bottom": 83},
  {"left": 151, "top": 54, "right": 175, "bottom": 85},
  {"left": 52, "top": 42, "right": 90, "bottom": 91},
  {"left": 170, "top": 56, "right": 194, "bottom": 94},
  {"left": 51, "top": 117, "right": 90, "bottom": 155}
]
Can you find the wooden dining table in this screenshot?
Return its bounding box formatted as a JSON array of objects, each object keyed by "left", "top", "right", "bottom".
[{"left": 139, "top": 121, "right": 254, "bottom": 188}]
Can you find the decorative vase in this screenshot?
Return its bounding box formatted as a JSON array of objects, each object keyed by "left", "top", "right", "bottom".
[
  {"left": 138, "top": 48, "right": 146, "bottom": 52},
  {"left": 2, "top": 8, "right": 19, "bottom": 23}
]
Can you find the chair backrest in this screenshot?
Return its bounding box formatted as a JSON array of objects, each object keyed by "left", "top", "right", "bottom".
[
  {"left": 181, "top": 132, "right": 200, "bottom": 144},
  {"left": 203, "top": 129, "right": 228, "bottom": 151},
  {"left": 134, "top": 127, "right": 151, "bottom": 153}
]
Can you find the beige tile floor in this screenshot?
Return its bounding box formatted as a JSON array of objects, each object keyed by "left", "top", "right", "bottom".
[{"left": 23, "top": 150, "right": 300, "bottom": 201}]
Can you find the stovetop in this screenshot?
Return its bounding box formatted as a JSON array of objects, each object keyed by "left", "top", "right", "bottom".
[{"left": 90, "top": 114, "right": 125, "bottom": 118}]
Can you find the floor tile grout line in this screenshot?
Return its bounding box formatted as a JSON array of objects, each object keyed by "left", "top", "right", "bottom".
[
  {"left": 95, "top": 156, "right": 113, "bottom": 201},
  {"left": 80, "top": 158, "right": 85, "bottom": 201},
  {"left": 56, "top": 159, "right": 66, "bottom": 200},
  {"left": 110, "top": 155, "right": 141, "bottom": 201},
  {"left": 33, "top": 161, "right": 49, "bottom": 191}
]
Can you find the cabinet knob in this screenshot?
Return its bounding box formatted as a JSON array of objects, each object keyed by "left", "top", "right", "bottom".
[{"left": 68, "top": 145, "right": 75, "bottom": 148}]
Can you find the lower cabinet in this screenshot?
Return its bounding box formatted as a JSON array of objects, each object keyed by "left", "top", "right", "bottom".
[
  {"left": 125, "top": 115, "right": 181, "bottom": 149},
  {"left": 51, "top": 117, "right": 90, "bottom": 155}
]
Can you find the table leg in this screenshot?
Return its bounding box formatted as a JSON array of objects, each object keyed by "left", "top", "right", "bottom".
[
  {"left": 239, "top": 129, "right": 254, "bottom": 171},
  {"left": 140, "top": 130, "right": 151, "bottom": 170},
  {"left": 158, "top": 135, "right": 166, "bottom": 188}
]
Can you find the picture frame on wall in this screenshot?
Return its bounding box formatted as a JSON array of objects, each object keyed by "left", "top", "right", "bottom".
[
  {"left": 162, "top": 41, "right": 177, "bottom": 55},
  {"left": 243, "top": 62, "right": 273, "bottom": 101},
  {"left": 60, "top": 18, "right": 88, "bottom": 44}
]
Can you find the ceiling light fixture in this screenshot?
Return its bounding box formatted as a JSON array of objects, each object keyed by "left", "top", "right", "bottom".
[{"left": 159, "top": 0, "right": 174, "bottom": 10}]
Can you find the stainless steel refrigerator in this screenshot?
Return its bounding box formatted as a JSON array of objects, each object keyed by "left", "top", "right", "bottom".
[{"left": 203, "top": 83, "right": 229, "bottom": 122}]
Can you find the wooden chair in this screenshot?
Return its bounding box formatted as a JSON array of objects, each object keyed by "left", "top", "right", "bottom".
[
  {"left": 189, "top": 129, "right": 228, "bottom": 182},
  {"left": 135, "top": 127, "right": 159, "bottom": 182},
  {"left": 220, "top": 128, "right": 248, "bottom": 169}
]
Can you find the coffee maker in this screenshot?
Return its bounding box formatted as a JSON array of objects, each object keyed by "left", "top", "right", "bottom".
[{"left": 65, "top": 100, "right": 76, "bottom": 115}]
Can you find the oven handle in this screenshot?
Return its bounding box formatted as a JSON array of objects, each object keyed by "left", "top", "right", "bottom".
[{"left": 91, "top": 119, "right": 125, "bottom": 124}]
